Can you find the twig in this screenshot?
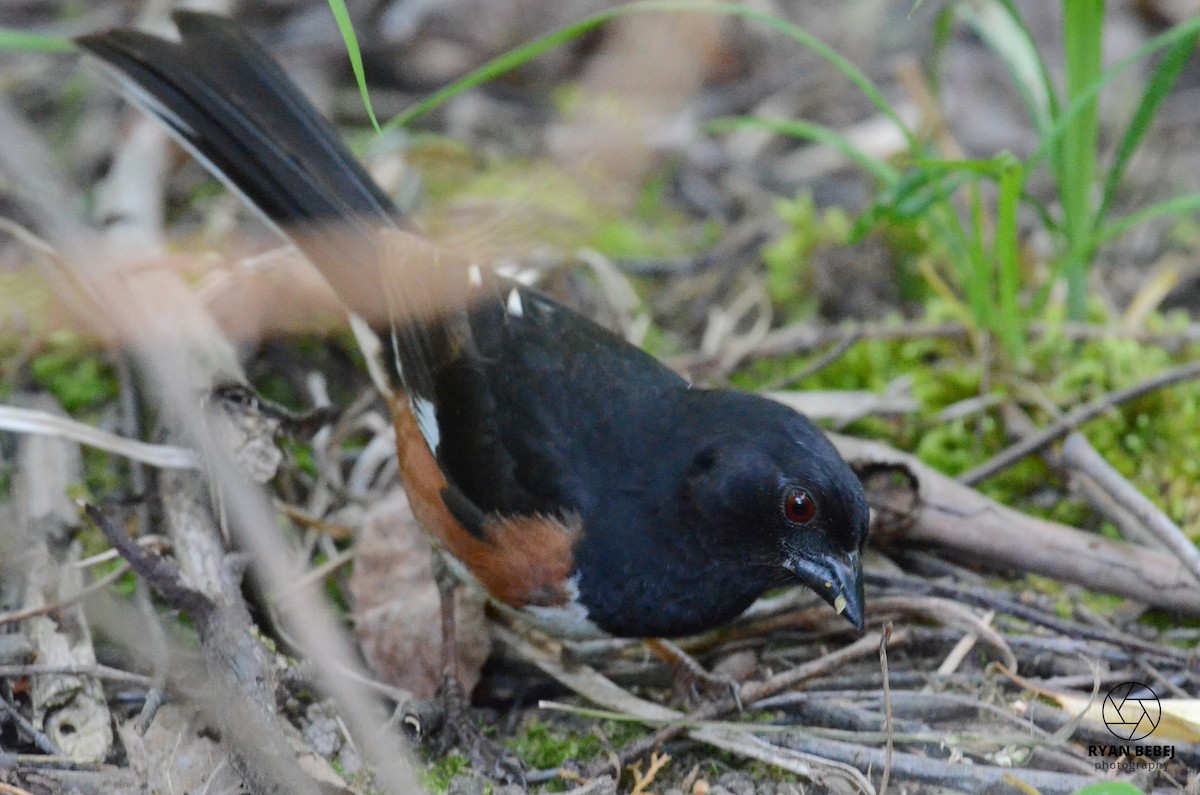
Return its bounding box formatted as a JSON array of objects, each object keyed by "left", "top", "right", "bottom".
[
  {"left": 132, "top": 578, "right": 169, "bottom": 735},
  {"left": 865, "top": 570, "right": 1189, "bottom": 661},
  {"left": 757, "top": 689, "right": 1054, "bottom": 742},
  {"left": 0, "top": 563, "right": 131, "bottom": 627},
  {"left": 72, "top": 535, "right": 168, "bottom": 569},
  {"left": 270, "top": 548, "right": 354, "bottom": 607},
  {"left": 674, "top": 321, "right": 966, "bottom": 372},
  {"left": 0, "top": 664, "right": 153, "bottom": 686},
  {"left": 587, "top": 630, "right": 897, "bottom": 775},
  {"left": 779, "top": 734, "right": 1098, "bottom": 795},
  {"left": 878, "top": 623, "right": 893, "bottom": 795},
  {"left": 761, "top": 330, "right": 862, "bottom": 391},
  {"left": 1001, "top": 404, "right": 1157, "bottom": 547},
  {"left": 1136, "top": 659, "right": 1191, "bottom": 699},
  {"left": 868, "top": 596, "right": 1016, "bottom": 672},
  {"left": 692, "top": 729, "right": 875, "bottom": 794},
  {"left": 0, "top": 781, "right": 39, "bottom": 795},
  {"left": 958, "top": 359, "right": 1200, "bottom": 485},
  {"left": 936, "top": 610, "right": 994, "bottom": 676},
  {"left": 81, "top": 503, "right": 213, "bottom": 619},
  {"left": 1060, "top": 433, "right": 1200, "bottom": 587},
  {"left": 674, "top": 320, "right": 1200, "bottom": 375},
  {"left": 0, "top": 405, "right": 200, "bottom": 469},
  {"left": 274, "top": 501, "right": 355, "bottom": 541},
  {"left": 0, "top": 754, "right": 107, "bottom": 771},
  {"left": 0, "top": 691, "right": 61, "bottom": 755}
]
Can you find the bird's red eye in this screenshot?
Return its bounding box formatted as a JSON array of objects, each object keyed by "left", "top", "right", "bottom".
[{"left": 783, "top": 489, "right": 817, "bottom": 524}]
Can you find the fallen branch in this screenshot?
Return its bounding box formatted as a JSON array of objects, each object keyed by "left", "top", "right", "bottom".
[
  {"left": 11, "top": 396, "right": 112, "bottom": 763},
  {"left": 832, "top": 434, "right": 1200, "bottom": 616},
  {"left": 84, "top": 502, "right": 317, "bottom": 795}
]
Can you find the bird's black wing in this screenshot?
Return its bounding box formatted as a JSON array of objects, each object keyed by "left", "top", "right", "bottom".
[{"left": 431, "top": 286, "right": 687, "bottom": 520}]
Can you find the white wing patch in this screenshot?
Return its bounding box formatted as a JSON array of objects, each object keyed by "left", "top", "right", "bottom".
[
  {"left": 506, "top": 287, "right": 524, "bottom": 318},
  {"left": 468, "top": 263, "right": 483, "bottom": 287},
  {"left": 411, "top": 395, "right": 440, "bottom": 452}
]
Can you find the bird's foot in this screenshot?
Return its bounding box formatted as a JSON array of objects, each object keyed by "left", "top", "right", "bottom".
[
  {"left": 645, "top": 638, "right": 743, "bottom": 709},
  {"left": 676, "top": 664, "right": 743, "bottom": 710},
  {"left": 402, "top": 675, "right": 525, "bottom": 785}
]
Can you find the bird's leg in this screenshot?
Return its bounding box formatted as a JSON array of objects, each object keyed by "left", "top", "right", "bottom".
[
  {"left": 429, "top": 551, "right": 525, "bottom": 784},
  {"left": 644, "top": 638, "right": 742, "bottom": 710},
  {"left": 432, "top": 551, "right": 471, "bottom": 745}
]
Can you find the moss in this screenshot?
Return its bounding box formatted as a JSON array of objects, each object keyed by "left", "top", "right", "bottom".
[
  {"left": 761, "top": 194, "right": 852, "bottom": 318},
  {"left": 29, "top": 331, "right": 119, "bottom": 414},
  {"left": 423, "top": 753, "right": 471, "bottom": 793},
  {"left": 729, "top": 294, "right": 1200, "bottom": 540},
  {"left": 281, "top": 438, "right": 318, "bottom": 479},
  {"left": 505, "top": 720, "right": 601, "bottom": 771}
]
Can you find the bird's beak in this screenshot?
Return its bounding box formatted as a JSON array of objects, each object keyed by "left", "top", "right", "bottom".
[{"left": 784, "top": 549, "right": 865, "bottom": 632}]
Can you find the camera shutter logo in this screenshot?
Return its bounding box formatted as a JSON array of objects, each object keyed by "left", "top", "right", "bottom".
[{"left": 1102, "top": 682, "right": 1160, "bottom": 741}]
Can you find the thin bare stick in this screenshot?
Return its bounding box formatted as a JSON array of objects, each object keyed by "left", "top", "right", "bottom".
[
  {"left": 0, "top": 664, "right": 153, "bottom": 686},
  {"left": 878, "top": 623, "right": 894, "bottom": 795},
  {"left": 675, "top": 320, "right": 1200, "bottom": 375},
  {"left": 866, "top": 570, "right": 1187, "bottom": 660},
  {"left": 1060, "top": 433, "right": 1200, "bottom": 587},
  {"left": 72, "top": 536, "right": 168, "bottom": 569},
  {"left": 936, "top": 609, "right": 994, "bottom": 676},
  {"left": 0, "top": 405, "right": 200, "bottom": 469},
  {"left": 0, "top": 562, "right": 131, "bottom": 626},
  {"left": 588, "top": 630, "right": 897, "bottom": 775},
  {"left": 270, "top": 548, "right": 354, "bottom": 607},
  {"left": 761, "top": 330, "right": 862, "bottom": 391},
  {"left": 0, "top": 691, "right": 60, "bottom": 755},
  {"left": 959, "top": 359, "right": 1200, "bottom": 485}
]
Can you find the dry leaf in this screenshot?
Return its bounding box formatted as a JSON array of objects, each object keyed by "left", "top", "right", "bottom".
[{"left": 349, "top": 489, "right": 489, "bottom": 699}]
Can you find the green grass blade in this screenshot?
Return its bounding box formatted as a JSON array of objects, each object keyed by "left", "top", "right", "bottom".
[
  {"left": 1094, "top": 28, "right": 1198, "bottom": 229},
  {"left": 1029, "top": 13, "right": 1200, "bottom": 174},
  {"left": 0, "top": 29, "right": 74, "bottom": 52},
  {"left": 995, "top": 0, "right": 1060, "bottom": 117},
  {"left": 1058, "top": 0, "right": 1105, "bottom": 320},
  {"left": 1099, "top": 191, "right": 1200, "bottom": 245},
  {"left": 389, "top": 0, "right": 913, "bottom": 145},
  {"left": 708, "top": 116, "right": 899, "bottom": 183},
  {"left": 326, "top": 0, "right": 381, "bottom": 133},
  {"left": 993, "top": 155, "right": 1024, "bottom": 358},
  {"left": 957, "top": 0, "right": 1054, "bottom": 136},
  {"left": 908, "top": 157, "right": 1009, "bottom": 177},
  {"left": 1024, "top": 10, "right": 1200, "bottom": 318},
  {"left": 1068, "top": 783, "right": 1147, "bottom": 795}
]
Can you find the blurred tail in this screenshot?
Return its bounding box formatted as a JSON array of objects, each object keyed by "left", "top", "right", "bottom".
[
  {"left": 77, "top": 12, "right": 399, "bottom": 244},
  {"left": 77, "top": 11, "right": 453, "bottom": 400}
]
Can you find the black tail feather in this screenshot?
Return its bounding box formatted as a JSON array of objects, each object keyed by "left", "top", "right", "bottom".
[
  {"left": 77, "top": 12, "right": 398, "bottom": 237},
  {"left": 77, "top": 12, "right": 453, "bottom": 401}
]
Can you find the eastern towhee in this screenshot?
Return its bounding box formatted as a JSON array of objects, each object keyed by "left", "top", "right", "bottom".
[{"left": 77, "top": 14, "right": 868, "bottom": 648}]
